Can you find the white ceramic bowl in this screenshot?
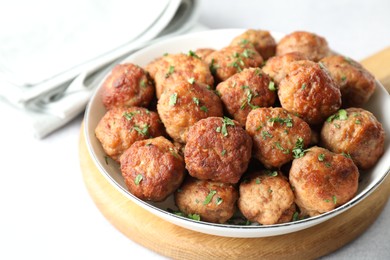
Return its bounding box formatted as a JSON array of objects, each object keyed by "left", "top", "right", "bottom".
[{"left": 84, "top": 29, "right": 390, "bottom": 238}]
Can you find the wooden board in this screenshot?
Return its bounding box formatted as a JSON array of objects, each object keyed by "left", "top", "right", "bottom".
[{"left": 79, "top": 47, "right": 390, "bottom": 259}]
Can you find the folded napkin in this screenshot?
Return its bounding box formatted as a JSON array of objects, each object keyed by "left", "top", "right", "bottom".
[{"left": 0, "top": 0, "right": 202, "bottom": 138}]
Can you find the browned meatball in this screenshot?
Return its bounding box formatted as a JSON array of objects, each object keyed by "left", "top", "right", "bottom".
[
  {"left": 320, "top": 108, "right": 385, "bottom": 170},
  {"left": 100, "top": 63, "right": 154, "bottom": 110},
  {"left": 174, "top": 176, "right": 238, "bottom": 224},
  {"left": 262, "top": 52, "right": 308, "bottom": 85},
  {"left": 216, "top": 68, "right": 276, "bottom": 126},
  {"left": 120, "top": 136, "right": 185, "bottom": 202},
  {"left": 205, "top": 45, "right": 263, "bottom": 83},
  {"left": 246, "top": 107, "right": 311, "bottom": 168},
  {"left": 185, "top": 117, "right": 252, "bottom": 184},
  {"left": 145, "top": 52, "right": 214, "bottom": 98},
  {"left": 278, "top": 60, "right": 341, "bottom": 125},
  {"left": 157, "top": 81, "right": 223, "bottom": 143},
  {"left": 238, "top": 170, "right": 295, "bottom": 225},
  {"left": 95, "top": 107, "right": 165, "bottom": 162},
  {"left": 230, "top": 29, "right": 276, "bottom": 60},
  {"left": 319, "top": 55, "right": 376, "bottom": 107},
  {"left": 194, "top": 48, "right": 215, "bottom": 60},
  {"left": 289, "top": 146, "right": 359, "bottom": 216},
  {"left": 276, "top": 31, "right": 330, "bottom": 62}
]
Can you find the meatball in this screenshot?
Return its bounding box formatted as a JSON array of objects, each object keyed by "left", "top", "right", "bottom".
[
  {"left": 205, "top": 45, "right": 263, "bottom": 83},
  {"left": 95, "top": 107, "right": 165, "bottom": 162},
  {"left": 289, "top": 146, "right": 359, "bottom": 216},
  {"left": 238, "top": 170, "right": 295, "bottom": 225},
  {"left": 216, "top": 68, "right": 276, "bottom": 126},
  {"left": 100, "top": 63, "right": 154, "bottom": 110},
  {"left": 194, "top": 48, "right": 215, "bottom": 60},
  {"left": 276, "top": 31, "right": 330, "bottom": 62},
  {"left": 185, "top": 117, "right": 252, "bottom": 184},
  {"left": 175, "top": 176, "right": 238, "bottom": 224},
  {"left": 120, "top": 136, "right": 185, "bottom": 202},
  {"left": 278, "top": 60, "right": 341, "bottom": 125},
  {"left": 320, "top": 108, "right": 385, "bottom": 170},
  {"left": 145, "top": 52, "right": 214, "bottom": 98},
  {"left": 157, "top": 81, "right": 223, "bottom": 143},
  {"left": 319, "top": 55, "right": 376, "bottom": 107},
  {"left": 262, "top": 52, "right": 308, "bottom": 85},
  {"left": 246, "top": 107, "right": 312, "bottom": 168},
  {"left": 230, "top": 29, "right": 276, "bottom": 60}
]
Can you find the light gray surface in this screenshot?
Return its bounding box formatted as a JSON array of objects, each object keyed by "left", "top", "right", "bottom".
[{"left": 0, "top": 0, "right": 389, "bottom": 259}]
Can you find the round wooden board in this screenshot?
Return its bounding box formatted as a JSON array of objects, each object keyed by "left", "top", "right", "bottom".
[{"left": 79, "top": 128, "right": 389, "bottom": 259}]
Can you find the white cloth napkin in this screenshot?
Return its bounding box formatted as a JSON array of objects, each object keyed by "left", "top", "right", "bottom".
[{"left": 0, "top": 0, "right": 202, "bottom": 138}]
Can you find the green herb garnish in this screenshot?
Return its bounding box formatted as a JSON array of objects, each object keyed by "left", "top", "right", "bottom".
[
  {"left": 169, "top": 93, "right": 178, "bottom": 106},
  {"left": 293, "top": 212, "right": 299, "bottom": 221},
  {"left": 200, "top": 106, "right": 208, "bottom": 112},
  {"left": 133, "top": 124, "right": 150, "bottom": 137},
  {"left": 165, "top": 65, "right": 175, "bottom": 78},
  {"left": 203, "top": 190, "right": 217, "bottom": 205},
  {"left": 188, "top": 77, "right": 195, "bottom": 84},
  {"left": 267, "top": 171, "right": 278, "bottom": 177},
  {"left": 292, "top": 137, "right": 308, "bottom": 159},
  {"left": 188, "top": 213, "right": 201, "bottom": 221},
  {"left": 262, "top": 130, "right": 273, "bottom": 140},
  {"left": 327, "top": 109, "right": 348, "bottom": 122},
  {"left": 332, "top": 195, "right": 337, "bottom": 204},
  {"left": 169, "top": 147, "right": 179, "bottom": 159},
  {"left": 188, "top": 50, "right": 200, "bottom": 59},
  {"left": 342, "top": 152, "right": 352, "bottom": 159},
  {"left": 134, "top": 174, "right": 143, "bottom": 185},
  {"left": 123, "top": 110, "right": 141, "bottom": 121},
  {"left": 268, "top": 81, "right": 276, "bottom": 91},
  {"left": 275, "top": 142, "right": 290, "bottom": 154},
  {"left": 216, "top": 197, "right": 223, "bottom": 206},
  {"left": 210, "top": 59, "right": 218, "bottom": 75},
  {"left": 192, "top": 97, "right": 200, "bottom": 106},
  {"left": 318, "top": 62, "right": 326, "bottom": 69},
  {"left": 221, "top": 117, "right": 235, "bottom": 137},
  {"left": 318, "top": 153, "right": 325, "bottom": 161},
  {"left": 240, "top": 89, "right": 260, "bottom": 110},
  {"left": 268, "top": 116, "right": 293, "bottom": 127}
]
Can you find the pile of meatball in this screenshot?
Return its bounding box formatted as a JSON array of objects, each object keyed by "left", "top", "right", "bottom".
[{"left": 95, "top": 29, "right": 385, "bottom": 225}]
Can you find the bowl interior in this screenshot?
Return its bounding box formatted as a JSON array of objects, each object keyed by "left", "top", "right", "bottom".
[{"left": 84, "top": 29, "right": 390, "bottom": 238}]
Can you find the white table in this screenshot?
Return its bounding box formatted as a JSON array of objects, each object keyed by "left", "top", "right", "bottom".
[{"left": 1, "top": 0, "right": 389, "bottom": 259}]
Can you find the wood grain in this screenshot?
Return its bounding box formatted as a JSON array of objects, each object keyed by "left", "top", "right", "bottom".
[
  {"left": 79, "top": 47, "right": 390, "bottom": 259},
  {"left": 360, "top": 47, "right": 390, "bottom": 93}
]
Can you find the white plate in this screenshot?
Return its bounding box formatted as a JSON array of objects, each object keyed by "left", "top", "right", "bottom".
[{"left": 84, "top": 29, "right": 390, "bottom": 238}]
